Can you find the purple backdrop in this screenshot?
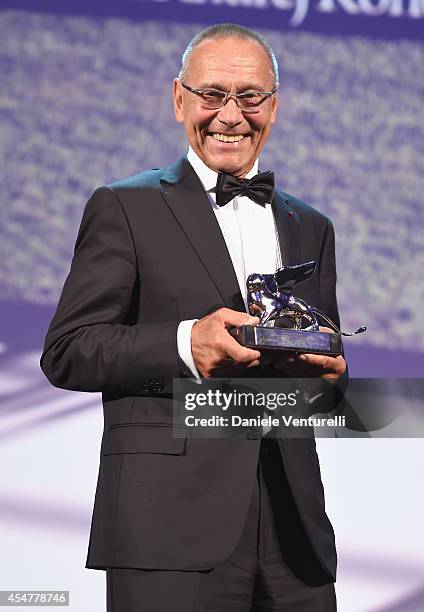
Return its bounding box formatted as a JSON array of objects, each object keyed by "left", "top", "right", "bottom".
[{"left": 0, "top": 6, "right": 423, "bottom": 611}]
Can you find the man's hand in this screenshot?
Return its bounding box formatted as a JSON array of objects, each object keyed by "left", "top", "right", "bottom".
[
  {"left": 191, "top": 308, "right": 261, "bottom": 378},
  {"left": 267, "top": 327, "right": 347, "bottom": 382}
]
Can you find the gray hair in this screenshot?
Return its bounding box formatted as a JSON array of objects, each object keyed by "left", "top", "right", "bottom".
[{"left": 178, "top": 23, "right": 279, "bottom": 88}]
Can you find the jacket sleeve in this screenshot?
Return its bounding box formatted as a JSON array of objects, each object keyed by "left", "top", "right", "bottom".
[
  {"left": 314, "top": 216, "right": 349, "bottom": 413},
  {"left": 40, "top": 186, "right": 180, "bottom": 394},
  {"left": 318, "top": 217, "right": 340, "bottom": 328}
]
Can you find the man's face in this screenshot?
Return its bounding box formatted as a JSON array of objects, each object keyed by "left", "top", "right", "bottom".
[{"left": 173, "top": 37, "right": 278, "bottom": 178}]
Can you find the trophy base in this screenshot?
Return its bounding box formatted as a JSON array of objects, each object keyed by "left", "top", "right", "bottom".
[{"left": 230, "top": 325, "right": 342, "bottom": 356}]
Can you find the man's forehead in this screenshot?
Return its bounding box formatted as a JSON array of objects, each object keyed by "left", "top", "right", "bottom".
[
  {"left": 201, "top": 54, "right": 263, "bottom": 73},
  {"left": 187, "top": 38, "right": 274, "bottom": 85}
]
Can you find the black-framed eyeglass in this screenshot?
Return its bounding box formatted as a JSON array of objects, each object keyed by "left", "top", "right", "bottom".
[{"left": 180, "top": 82, "right": 277, "bottom": 113}]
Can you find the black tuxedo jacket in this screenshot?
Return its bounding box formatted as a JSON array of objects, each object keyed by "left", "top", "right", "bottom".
[{"left": 41, "top": 157, "right": 340, "bottom": 582}]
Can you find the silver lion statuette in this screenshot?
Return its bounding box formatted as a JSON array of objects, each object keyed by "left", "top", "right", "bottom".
[{"left": 230, "top": 261, "right": 366, "bottom": 356}]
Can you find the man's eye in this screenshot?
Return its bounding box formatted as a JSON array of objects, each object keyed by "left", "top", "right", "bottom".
[
  {"left": 201, "top": 90, "right": 225, "bottom": 101},
  {"left": 239, "top": 92, "right": 261, "bottom": 101},
  {"left": 240, "top": 92, "right": 258, "bottom": 99}
]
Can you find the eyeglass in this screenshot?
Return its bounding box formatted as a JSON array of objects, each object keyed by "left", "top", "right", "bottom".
[{"left": 180, "top": 82, "right": 277, "bottom": 113}]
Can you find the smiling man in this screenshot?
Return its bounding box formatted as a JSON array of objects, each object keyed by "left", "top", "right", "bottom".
[
  {"left": 174, "top": 35, "right": 278, "bottom": 178},
  {"left": 41, "top": 23, "right": 344, "bottom": 612}
]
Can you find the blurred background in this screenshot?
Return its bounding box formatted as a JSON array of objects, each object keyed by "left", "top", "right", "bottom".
[{"left": 0, "top": 2, "right": 423, "bottom": 610}]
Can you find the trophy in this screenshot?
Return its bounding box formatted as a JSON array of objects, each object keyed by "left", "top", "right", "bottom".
[{"left": 229, "top": 261, "right": 366, "bottom": 356}]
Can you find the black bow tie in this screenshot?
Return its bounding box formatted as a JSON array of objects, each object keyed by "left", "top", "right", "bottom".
[{"left": 215, "top": 171, "right": 275, "bottom": 207}]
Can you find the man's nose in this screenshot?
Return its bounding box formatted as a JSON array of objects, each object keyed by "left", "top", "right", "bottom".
[{"left": 216, "top": 97, "right": 244, "bottom": 127}]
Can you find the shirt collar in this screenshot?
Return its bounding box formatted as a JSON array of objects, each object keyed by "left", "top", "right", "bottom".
[{"left": 187, "top": 146, "right": 259, "bottom": 193}]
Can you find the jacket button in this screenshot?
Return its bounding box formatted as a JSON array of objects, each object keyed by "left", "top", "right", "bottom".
[
  {"left": 150, "top": 378, "right": 165, "bottom": 392},
  {"left": 245, "top": 428, "right": 261, "bottom": 440},
  {"left": 141, "top": 378, "right": 164, "bottom": 392}
]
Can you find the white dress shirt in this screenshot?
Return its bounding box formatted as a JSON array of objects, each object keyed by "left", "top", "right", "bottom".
[{"left": 177, "top": 147, "right": 282, "bottom": 379}]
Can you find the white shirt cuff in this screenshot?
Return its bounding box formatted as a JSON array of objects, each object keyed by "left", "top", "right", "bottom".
[{"left": 177, "top": 319, "right": 201, "bottom": 381}]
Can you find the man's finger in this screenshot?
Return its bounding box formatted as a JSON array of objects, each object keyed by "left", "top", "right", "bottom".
[
  {"left": 220, "top": 331, "right": 261, "bottom": 364},
  {"left": 298, "top": 352, "right": 346, "bottom": 374},
  {"left": 298, "top": 353, "right": 333, "bottom": 368},
  {"left": 246, "top": 358, "right": 261, "bottom": 369},
  {"left": 218, "top": 308, "right": 259, "bottom": 328}
]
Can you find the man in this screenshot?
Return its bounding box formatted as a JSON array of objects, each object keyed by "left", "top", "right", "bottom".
[{"left": 41, "top": 23, "right": 346, "bottom": 611}]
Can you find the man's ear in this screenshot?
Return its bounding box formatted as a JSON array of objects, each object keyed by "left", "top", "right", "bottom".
[
  {"left": 173, "top": 79, "right": 184, "bottom": 123},
  {"left": 270, "top": 92, "right": 278, "bottom": 126}
]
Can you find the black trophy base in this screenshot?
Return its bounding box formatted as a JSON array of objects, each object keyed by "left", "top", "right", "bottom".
[{"left": 229, "top": 325, "right": 342, "bottom": 356}]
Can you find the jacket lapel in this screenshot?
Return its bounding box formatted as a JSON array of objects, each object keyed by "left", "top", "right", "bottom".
[{"left": 159, "top": 157, "right": 245, "bottom": 312}]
